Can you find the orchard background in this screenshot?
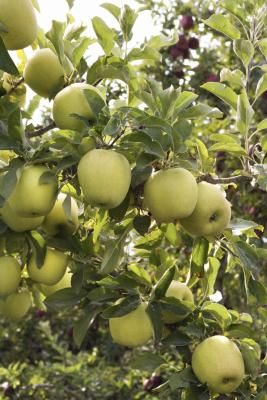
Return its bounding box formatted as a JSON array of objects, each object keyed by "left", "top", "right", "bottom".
[{"left": 0, "top": 0, "right": 266, "bottom": 399}]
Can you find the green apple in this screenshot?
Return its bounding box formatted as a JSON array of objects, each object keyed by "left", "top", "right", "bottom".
[
  {"left": 1, "top": 201, "right": 44, "bottom": 232},
  {"left": 0, "top": 0, "right": 38, "bottom": 50},
  {"left": 192, "top": 335, "right": 245, "bottom": 394},
  {"left": 24, "top": 48, "right": 64, "bottom": 98},
  {"left": 109, "top": 302, "right": 153, "bottom": 348},
  {"left": 38, "top": 267, "right": 72, "bottom": 297},
  {"left": 2, "top": 290, "right": 32, "bottom": 321},
  {"left": 27, "top": 248, "right": 69, "bottom": 285},
  {"left": 180, "top": 182, "right": 231, "bottom": 237},
  {"left": 143, "top": 168, "right": 198, "bottom": 224},
  {"left": 77, "top": 149, "right": 131, "bottom": 209},
  {"left": 42, "top": 192, "right": 79, "bottom": 236},
  {"left": 8, "top": 165, "right": 58, "bottom": 217},
  {"left": 162, "top": 281, "right": 194, "bottom": 324},
  {"left": 52, "top": 83, "right": 106, "bottom": 131},
  {"left": 0, "top": 256, "right": 21, "bottom": 296}
]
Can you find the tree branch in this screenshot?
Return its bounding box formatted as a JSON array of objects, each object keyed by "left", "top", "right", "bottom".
[
  {"left": 26, "top": 121, "right": 56, "bottom": 138},
  {"left": 197, "top": 174, "right": 252, "bottom": 184},
  {"left": 108, "top": 127, "right": 126, "bottom": 147}
]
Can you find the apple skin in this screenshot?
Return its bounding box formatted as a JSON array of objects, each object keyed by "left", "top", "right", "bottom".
[
  {"left": 1, "top": 201, "right": 44, "bottom": 232},
  {"left": 109, "top": 302, "right": 153, "bottom": 348},
  {"left": 143, "top": 168, "right": 198, "bottom": 224},
  {"left": 24, "top": 48, "right": 64, "bottom": 98},
  {"left": 8, "top": 165, "right": 58, "bottom": 218},
  {"left": 0, "top": 256, "right": 21, "bottom": 296},
  {"left": 2, "top": 290, "right": 32, "bottom": 321},
  {"left": 42, "top": 192, "right": 79, "bottom": 236},
  {"left": 53, "top": 83, "right": 105, "bottom": 131},
  {"left": 180, "top": 182, "right": 231, "bottom": 237},
  {"left": 77, "top": 149, "right": 131, "bottom": 209},
  {"left": 27, "top": 248, "right": 69, "bottom": 285},
  {"left": 162, "top": 281, "right": 194, "bottom": 324},
  {"left": 38, "top": 267, "right": 72, "bottom": 297},
  {"left": 192, "top": 335, "right": 245, "bottom": 394},
  {"left": 0, "top": 0, "right": 38, "bottom": 50}
]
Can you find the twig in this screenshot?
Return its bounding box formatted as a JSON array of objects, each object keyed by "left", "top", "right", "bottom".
[
  {"left": 26, "top": 121, "right": 56, "bottom": 138},
  {"left": 108, "top": 127, "right": 126, "bottom": 147},
  {"left": 7, "top": 77, "right": 24, "bottom": 94},
  {"left": 197, "top": 174, "right": 252, "bottom": 184}
]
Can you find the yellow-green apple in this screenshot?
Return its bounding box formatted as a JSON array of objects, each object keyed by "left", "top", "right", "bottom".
[
  {"left": 143, "top": 168, "right": 198, "bottom": 223},
  {"left": 0, "top": 256, "right": 21, "bottom": 296},
  {"left": 180, "top": 182, "right": 231, "bottom": 237},
  {"left": 8, "top": 165, "right": 58, "bottom": 217},
  {"left": 1, "top": 201, "right": 44, "bottom": 232},
  {"left": 24, "top": 48, "right": 64, "bottom": 98},
  {"left": 42, "top": 192, "right": 79, "bottom": 235},
  {"left": 109, "top": 302, "right": 153, "bottom": 347},
  {"left": 27, "top": 248, "right": 69, "bottom": 285},
  {"left": 0, "top": 0, "right": 38, "bottom": 50},
  {"left": 38, "top": 267, "right": 72, "bottom": 296},
  {"left": 192, "top": 335, "right": 245, "bottom": 394},
  {"left": 162, "top": 280, "right": 194, "bottom": 324},
  {"left": 2, "top": 290, "right": 32, "bottom": 320},
  {"left": 52, "top": 83, "right": 105, "bottom": 131},
  {"left": 77, "top": 149, "right": 131, "bottom": 209}
]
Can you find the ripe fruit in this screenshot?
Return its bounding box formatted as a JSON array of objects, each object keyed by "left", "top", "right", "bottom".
[
  {"left": 1, "top": 201, "right": 44, "bottom": 232},
  {"left": 180, "top": 15, "right": 194, "bottom": 30},
  {"left": 42, "top": 192, "right": 79, "bottom": 235},
  {"left": 192, "top": 335, "right": 245, "bottom": 394},
  {"left": 8, "top": 165, "right": 58, "bottom": 218},
  {"left": 0, "top": 0, "right": 38, "bottom": 50},
  {"left": 109, "top": 302, "right": 153, "bottom": 347},
  {"left": 162, "top": 281, "right": 194, "bottom": 324},
  {"left": 180, "top": 182, "right": 231, "bottom": 237},
  {"left": 2, "top": 290, "right": 32, "bottom": 320},
  {"left": 53, "top": 83, "right": 105, "bottom": 131},
  {"left": 27, "top": 248, "right": 69, "bottom": 285},
  {"left": 0, "top": 256, "right": 21, "bottom": 296},
  {"left": 78, "top": 149, "right": 131, "bottom": 209},
  {"left": 38, "top": 267, "right": 72, "bottom": 296},
  {"left": 24, "top": 48, "right": 64, "bottom": 98},
  {"left": 188, "top": 37, "right": 199, "bottom": 49},
  {"left": 143, "top": 168, "right": 198, "bottom": 224}
]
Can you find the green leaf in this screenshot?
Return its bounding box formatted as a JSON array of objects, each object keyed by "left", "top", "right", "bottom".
[
  {"left": 248, "top": 278, "right": 267, "bottom": 304},
  {"left": 233, "top": 40, "right": 254, "bottom": 69},
  {"left": 162, "top": 332, "right": 192, "bottom": 346},
  {"left": 209, "top": 142, "right": 247, "bottom": 156},
  {"left": 255, "top": 74, "right": 267, "bottom": 100},
  {"left": 202, "top": 302, "right": 232, "bottom": 329},
  {"left": 203, "top": 257, "right": 221, "bottom": 296},
  {"left": 203, "top": 14, "right": 241, "bottom": 40},
  {"left": 0, "top": 166, "right": 18, "bottom": 206},
  {"left": 93, "top": 209, "right": 108, "bottom": 244},
  {"left": 240, "top": 339, "right": 261, "bottom": 376},
  {"left": 146, "top": 302, "right": 163, "bottom": 343},
  {"left": 236, "top": 90, "right": 254, "bottom": 135},
  {"left": 132, "top": 352, "right": 165, "bottom": 373},
  {"left": 0, "top": 37, "right": 19, "bottom": 75},
  {"left": 87, "top": 57, "right": 130, "bottom": 85},
  {"left": 101, "top": 295, "right": 140, "bottom": 318},
  {"left": 119, "top": 5, "right": 137, "bottom": 42},
  {"left": 169, "top": 367, "right": 198, "bottom": 390},
  {"left": 45, "top": 288, "right": 85, "bottom": 310},
  {"left": 258, "top": 38, "right": 267, "bottom": 59},
  {"left": 72, "top": 38, "right": 94, "bottom": 67},
  {"left": 147, "top": 32, "right": 178, "bottom": 50},
  {"left": 133, "top": 215, "right": 151, "bottom": 236},
  {"left": 92, "top": 16, "right": 116, "bottom": 55},
  {"left": 65, "top": 0, "right": 74, "bottom": 8},
  {"left": 173, "top": 91, "right": 198, "bottom": 116},
  {"left": 190, "top": 237, "right": 209, "bottom": 276},
  {"left": 46, "top": 20, "right": 66, "bottom": 63},
  {"left": 182, "top": 103, "right": 223, "bottom": 119},
  {"left": 28, "top": 231, "right": 46, "bottom": 268},
  {"left": 233, "top": 241, "right": 258, "bottom": 273},
  {"left": 73, "top": 306, "right": 100, "bottom": 347},
  {"left": 127, "top": 46, "right": 160, "bottom": 62},
  {"left": 230, "top": 218, "right": 263, "bottom": 234},
  {"left": 152, "top": 266, "right": 176, "bottom": 300},
  {"left": 201, "top": 82, "right": 238, "bottom": 110},
  {"left": 101, "top": 3, "right": 121, "bottom": 21},
  {"left": 83, "top": 87, "right": 106, "bottom": 116},
  {"left": 109, "top": 192, "right": 130, "bottom": 222},
  {"left": 256, "top": 118, "right": 267, "bottom": 133},
  {"left": 220, "top": 68, "right": 245, "bottom": 89}
]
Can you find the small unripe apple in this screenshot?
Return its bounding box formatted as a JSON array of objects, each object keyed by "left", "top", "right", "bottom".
[
  {"left": 42, "top": 192, "right": 79, "bottom": 235},
  {"left": 162, "top": 281, "right": 194, "bottom": 324},
  {"left": 77, "top": 149, "right": 131, "bottom": 209},
  {"left": 53, "top": 83, "right": 106, "bottom": 131},
  {"left": 180, "top": 182, "right": 231, "bottom": 237},
  {"left": 2, "top": 290, "right": 32, "bottom": 321},
  {"left": 8, "top": 165, "right": 58, "bottom": 218},
  {"left": 188, "top": 37, "right": 199, "bottom": 49},
  {"left": 192, "top": 335, "right": 245, "bottom": 394},
  {"left": 1, "top": 201, "right": 44, "bottom": 232},
  {"left": 0, "top": 0, "right": 38, "bottom": 50},
  {"left": 0, "top": 256, "right": 21, "bottom": 296},
  {"left": 24, "top": 48, "right": 64, "bottom": 98},
  {"left": 143, "top": 168, "right": 198, "bottom": 224},
  {"left": 180, "top": 15, "right": 194, "bottom": 30},
  {"left": 27, "top": 248, "right": 69, "bottom": 285},
  {"left": 109, "top": 302, "right": 153, "bottom": 347}
]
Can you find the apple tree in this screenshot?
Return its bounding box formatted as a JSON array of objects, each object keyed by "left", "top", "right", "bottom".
[{"left": 0, "top": 0, "right": 266, "bottom": 398}]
